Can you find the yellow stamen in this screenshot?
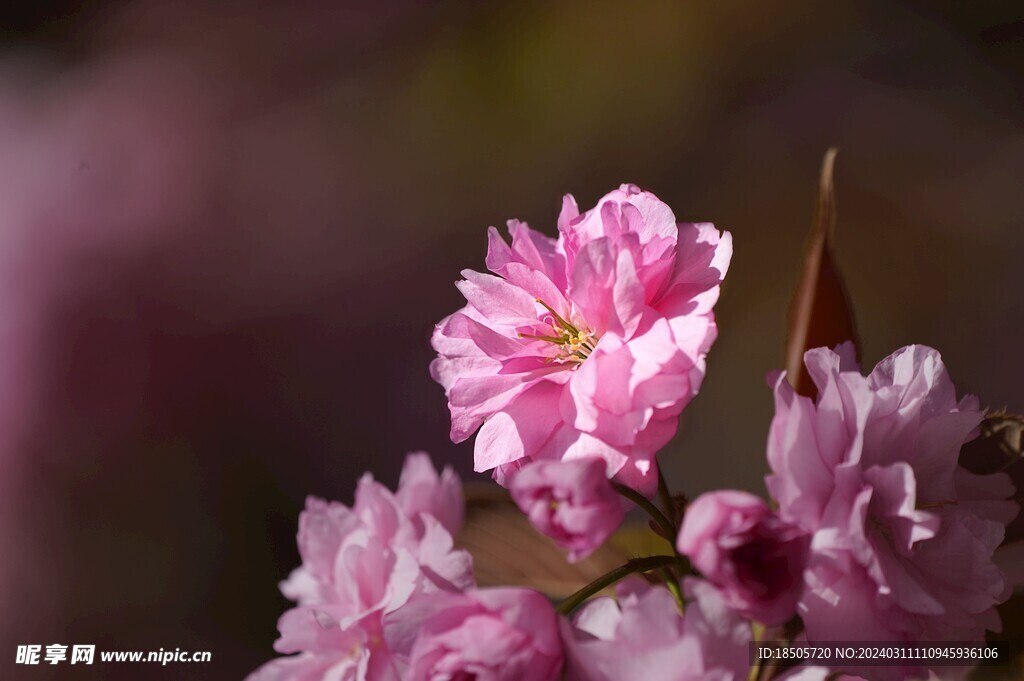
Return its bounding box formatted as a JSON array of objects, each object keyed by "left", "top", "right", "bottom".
[{"left": 522, "top": 299, "right": 600, "bottom": 366}]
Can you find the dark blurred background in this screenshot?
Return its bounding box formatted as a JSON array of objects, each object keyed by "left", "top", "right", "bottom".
[{"left": 0, "top": 1, "right": 1020, "bottom": 678}]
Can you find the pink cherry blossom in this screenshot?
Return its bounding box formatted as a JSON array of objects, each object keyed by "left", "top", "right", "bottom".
[
  {"left": 431, "top": 184, "right": 732, "bottom": 496},
  {"left": 509, "top": 457, "right": 625, "bottom": 562},
  {"left": 247, "top": 453, "right": 473, "bottom": 681},
  {"left": 386, "top": 587, "right": 563, "bottom": 681},
  {"left": 766, "top": 343, "right": 1018, "bottom": 677},
  {"left": 678, "top": 490, "right": 809, "bottom": 625},
  {"left": 561, "top": 577, "right": 750, "bottom": 681}
]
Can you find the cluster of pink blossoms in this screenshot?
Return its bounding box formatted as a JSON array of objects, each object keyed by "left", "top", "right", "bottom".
[
  {"left": 250, "top": 451, "right": 752, "bottom": 681},
  {"left": 247, "top": 453, "right": 475, "bottom": 680},
  {"left": 252, "top": 186, "right": 1018, "bottom": 681}
]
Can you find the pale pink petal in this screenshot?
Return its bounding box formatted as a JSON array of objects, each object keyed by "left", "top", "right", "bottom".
[
  {"left": 396, "top": 452, "right": 464, "bottom": 538},
  {"left": 455, "top": 269, "right": 540, "bottom": 327},
  {"left": 473, "top": 381, "right": 563, "bottom": 471}
]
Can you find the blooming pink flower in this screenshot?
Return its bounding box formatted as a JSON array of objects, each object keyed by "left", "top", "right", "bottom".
[
  {"left": 431, "top": 185, "right": 732, "bottom": 496},
  {"left": 509, "top": 457, "right": 625, "bottom": 562},
  {"left": 560, "top": 577, "right": 750, "bottom": 681},
  {"left": 386, "top": 587, "right": 563, "bottom": 681},
  {"left": 767, "top": 344, "right": 1018, "bottom": 672},
  {"left": 247, "top": 453, "right": 473, "bottom": 681},
  {"left": 677, "top": 490, "right": 809, "bottom": 625}
]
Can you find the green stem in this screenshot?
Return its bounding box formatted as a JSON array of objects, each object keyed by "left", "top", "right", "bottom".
[
  {"left": 613, "top": 483, "right": 676, "bottom": 541},
  {"left": 660, "top": 567, "right": 685, "bottom": 613},
  {"left": 759, "top": 619, "right": 805, "bottom": 681},
  {"left": 555, "top": 555, "right": 678, "bottom": 615},
  {"left": 747, "top": 622, "right": 765, "bottom": 681},
  {"left": 654, "top": 467, "right": 696, "bottom": 576}
]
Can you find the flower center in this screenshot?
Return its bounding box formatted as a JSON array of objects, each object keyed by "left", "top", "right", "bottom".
[{"left": 519, "top": 299, "right": 597, "bottom": 366}]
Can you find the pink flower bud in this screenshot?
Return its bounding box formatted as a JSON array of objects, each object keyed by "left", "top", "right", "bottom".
[
  {"left": 509, "top": 457, "right": 624, "bottom": 562},
  {"left": 677, "top": 490, "right": 809, "bottom": 625}
]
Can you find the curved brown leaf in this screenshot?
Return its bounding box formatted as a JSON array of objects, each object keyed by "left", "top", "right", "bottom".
[{"left": 785, "top": 148, "right": 859, "bottom": 396}]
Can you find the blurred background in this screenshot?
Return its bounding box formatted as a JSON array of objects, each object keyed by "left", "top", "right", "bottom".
[{"left": 0, "top": 1, "right": 1020, "bottom": 678}]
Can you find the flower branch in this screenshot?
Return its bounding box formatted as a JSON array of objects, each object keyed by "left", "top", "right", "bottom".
[
  {"left": 555, "top": 555, "right": 679, "bottom": 615},
  {"left": 612, "top": 482, "right": 676, "bottom": 542}
]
